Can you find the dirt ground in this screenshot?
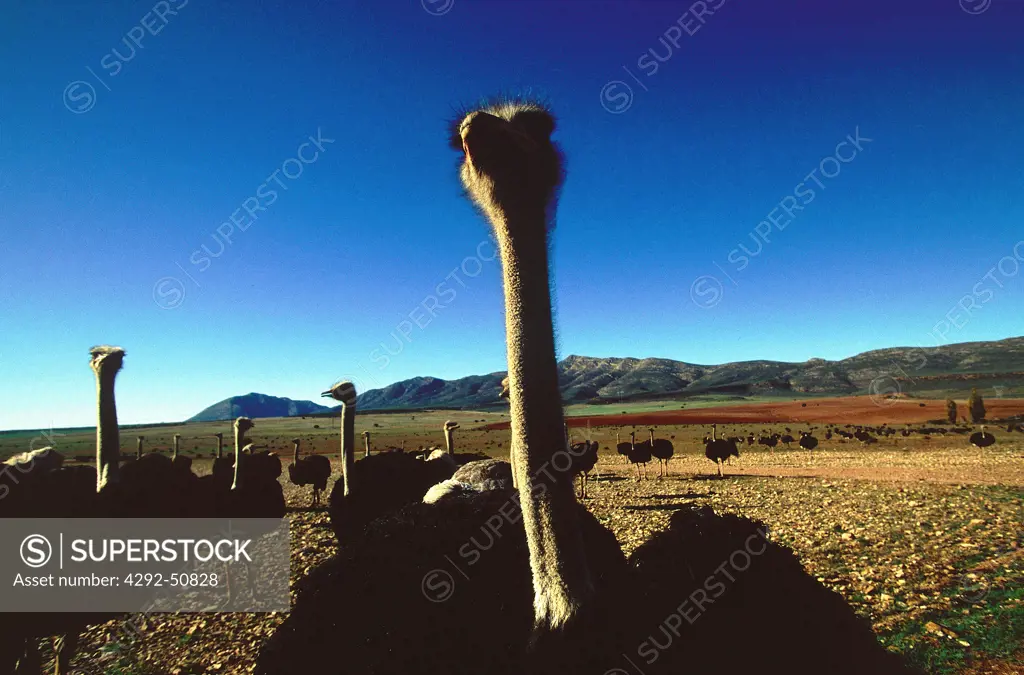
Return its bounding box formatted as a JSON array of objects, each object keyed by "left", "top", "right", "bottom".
[{"left": 59, "top": 440, "right": 1022, "bottom": 675}]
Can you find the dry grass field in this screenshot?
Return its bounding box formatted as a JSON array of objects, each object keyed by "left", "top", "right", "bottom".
[{"left": 2, "top": 399, "right": 1022, "bottom": 674}]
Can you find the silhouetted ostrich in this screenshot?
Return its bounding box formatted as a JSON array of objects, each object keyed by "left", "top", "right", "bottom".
[
  {"left": 705, "top": 423, "right": 739, "bottom": 477},
  {"left": 172, "top": 433, "right": 193, "bottom": 474},
  {"left": 255, "top": 98, "right": 915, "bottom": 675},
  {"left": 648, "top": 427, "right": 674, "bottom": 478},
  {"left": 969, "top": 425, "right": 996, "bottom": 448},
  {"left": 210, "top": 431, "right": 233, "bottom": 489},
  {"left": 288, "top": 437, "right": 331, "bottom": 507},
  {"left": 423, "top": 458, "right": 513, "bottom": 503},
  {"left": 627, "top": 430, "right": 652, "bottom": 481},
  {"left": 615, "top": 431, "right": 631, "bottom": 464},
  {"left": 324, "top": 380, "right": 455, "bottom": 544},
  {"left": 799, "top": 431, "right": 819, "bottom": 453},
  {"left": 570, "top": 439, "right": 598, "bottom": 498}
]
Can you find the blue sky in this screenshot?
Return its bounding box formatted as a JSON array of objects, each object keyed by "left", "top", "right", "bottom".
[{"left": 1, "top": 0, "right": 1022, "bottom": 429}]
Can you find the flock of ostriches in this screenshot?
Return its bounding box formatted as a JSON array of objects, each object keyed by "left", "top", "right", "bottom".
[{"left": 7, "top": 99, "right": 1007, "bottom": 674}]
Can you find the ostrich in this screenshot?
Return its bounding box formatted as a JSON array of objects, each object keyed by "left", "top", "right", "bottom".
[
  {"left": 256, "top": 98, "right": 914, "bottom": 675},
  {"left": 615, "top": 431, "right": 631, "bottom": 464},
  {"left": 211, "top": 432, "right": 233, "bottom": 489},
  {"left": 627, "top": 430, "right": 652, "bottom": 481},
  {"left": 704, "top": 423, "right": 739, "bottom": 477},
  {"left": 172, "top": 433, "right": 192, "bottom": 473},
  {"left": 648, "top": 427, "right": 674, "bottom": 478},
  {"left": 423, "top": 458, "right": 514, "bottom": 503},
  {"left": 799, "top": 431, "right": 819, "bottom": 453},
  {"left": 444, "top": 420, "right": 460, "bottom": 454},
  {"left": 569, "top": 439, "right": 598, "bottom": 499},
  {"left": 287, "top": 437, "right": 331, "bottom": 507},
  {"left": 324, "top": 380, "right": 455, "bottom": 544},
  {"left": 969, "top": 425, "right": 996, "bottom": 448}
]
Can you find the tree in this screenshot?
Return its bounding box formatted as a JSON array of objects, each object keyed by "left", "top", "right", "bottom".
[
  {"left": 946, "top": 399, "right": 958, "bottom": 424},
  {"left": 967, "top": 388, "right": 986, "bottom": 423}
]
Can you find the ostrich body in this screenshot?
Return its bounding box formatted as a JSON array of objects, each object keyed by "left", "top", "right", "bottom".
[
  {"left": 423, "top": 458, "right": 513, "bottom": 503},
  {"left": 705, "top": 423, "right": 739, "bottom": 477},
  {"left": 969, "top": 425, "right": 996, "bottom": 448},
  {"left": 627, "top": 431, "right": 652, "bottom": 480},
  {"left": 256, "top": 99, "right": 914, "bottom": 675},
  {"left": 648, "top": 427, "right": 674, "bottom": 478},
  {"left": 569, "top": 439, "right": 598, "bottom": 498},
  {"left": 211, "top": 432, "right": 234, "bottom": 490},
  {"left": 615, "top": 431, "right": 631, "bottom": 463},
  {"left": 799, "top": 431, "right": 819, "bottom": 453},
  {"left": 172, "top": 433, "right": 193, "bottom": 474},
  {"left": 287, "top": 438, "right": 331, "bottom": 507}
]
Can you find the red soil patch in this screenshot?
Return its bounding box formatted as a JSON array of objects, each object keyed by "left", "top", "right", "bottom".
[{"left": 482, "top": 396, "right": 1024, "bottom": 430}]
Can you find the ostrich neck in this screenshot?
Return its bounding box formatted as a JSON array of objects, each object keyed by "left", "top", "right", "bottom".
[
  {"left": 231, "top": 427, "right": 244, "bottom": 490},
  {"left": 494, "top": 212, "right": 593, "bottom": 632},
  {"left": 173, "top": 437, "right": 179, "bottom": 460},
  {"left": 216, "top": 436, "right": 223, "bottom": 460},
  {"left": 95, "top": 369, "right": 121, "bottom": 491},
  {"left": 293, "top": 442, "right": 300, "bottom": 464},
  {"left": 341, "top": 403, "right": 354, "bottom": 496},
  {"left": 445, "top": 429, "right": 454, "bottom": 454}
]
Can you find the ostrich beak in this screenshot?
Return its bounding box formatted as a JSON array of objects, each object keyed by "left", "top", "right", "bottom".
[{"left": 321, "top": 391, "right": 333, "bottom": 398}]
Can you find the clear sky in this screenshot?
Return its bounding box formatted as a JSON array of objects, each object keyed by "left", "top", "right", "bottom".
[{"left": 1, "top": 0, "right": 1022, "bottom": 430}]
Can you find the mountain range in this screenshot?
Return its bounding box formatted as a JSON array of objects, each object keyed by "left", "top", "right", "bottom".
[{"left": 188, "top": 337, "right": 1024, "bottom": 421}]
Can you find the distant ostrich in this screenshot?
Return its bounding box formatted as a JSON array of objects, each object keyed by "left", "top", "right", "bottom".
[
  {"left": 780, "top": 433, "right": 795, "bottom": 448},
  {"left": 362, "top": 430, "right": 372, "bottom": 457},
  {"left": 615, "top": 431, "right": 631, "bottom": 463},
  {"left": 627, "top": 430, "right": 652, "bottom": 481},
  {"left": 570, "top": 439, "right": 598, "bottom": 498},
  {"left": 799, "top": 431, "right": 819, "bottom": 453},
  {"left": 444, "top": 420, "right": 460, "bottom": 454},
  {"left": 211, "top": 432, "right": 233, "bottom": 489},
  {"left": 648, "top": 427, "right": 674, "bottom": 478},
  {"left": 135, "top": 435, "right": 144, "bottom": 459},
  {"left": 172, "top": 433, "right": 192, "bottom": 473},
  {"left": 705, "top": 423, "right": 739, "bottom": 477},
  {"left": 287, "top": 438, "right": 331, "bottom": 507},
  {"left": 969, "top": 425, "right": 996, "bottom": 448},
  {"left": 256, "top": 98, "right": 914, "bottom": 675}
]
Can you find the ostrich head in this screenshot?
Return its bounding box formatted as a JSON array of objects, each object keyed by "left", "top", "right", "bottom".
[
  {"left": 89, "top": 345, "right": 125, "bottom": 379},
  {"left": 234, "top": 417, "right": 254, "bottom": 436},
  {"left": 445, "top": 421, "right": 460, "bottom": 433},
  {"left": 499, "top": 376, "right": 510, "bottom": 399},
  {"left": 322, "top": 380, "right": 357, "bottom": 406},
  {"left": 452, "top": 99, "right": 563, "bottom": 237}
]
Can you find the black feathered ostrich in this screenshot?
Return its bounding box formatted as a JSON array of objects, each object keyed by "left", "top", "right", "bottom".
[
  {"left": 287, "top": 437, "right": 331, "bottom": 507},
  {"left": 969, "top": 425, "right": 996, "bottom": 448},
  {"left": 615, "top": 430, "right": 631, "bottom": 463},
  {"left": 568, "top": 432, "right": 598, "bottom": 499},
  {"left": 255, "top": 98, "right": 916, "bottom": 675},
  {"left": 799, "top": 431, "right": 819, "bottom": 453},
  {"left": 323, "top": 380, "right": 455, "bottom": 544},
  {"left": 705, "top": 423, "right": 740, "bottom": 477},
  {"left": 627, "top": 430, "right": 652, "bottom": 480},
  {"left": 648, "top": 427, "right": 674, "bottom": 478}
]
